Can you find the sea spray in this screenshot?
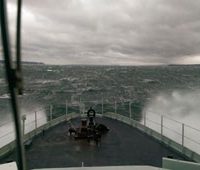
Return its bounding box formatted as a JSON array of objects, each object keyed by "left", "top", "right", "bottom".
[{"left": 144, "top": 89, "right": 200, "bottom": 153}]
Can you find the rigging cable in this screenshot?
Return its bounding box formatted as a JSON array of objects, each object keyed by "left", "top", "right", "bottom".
[{"left": 0, "top": 0, "right": 26, "bottom": 170}]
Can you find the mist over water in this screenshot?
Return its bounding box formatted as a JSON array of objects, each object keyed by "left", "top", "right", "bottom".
[
  {"left": 144, "top": 90, "right": 200, "bottom": 153},
  {"left": 145, "top": 90, "right": 200, "bottom": 126},
  {"left": 0, "top": 103, "right": 47, "bottom": 148}
]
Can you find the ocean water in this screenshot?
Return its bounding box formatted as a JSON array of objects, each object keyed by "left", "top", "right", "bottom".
[{"left": 1, "top": 64, "right": 200, "bottom": 151}]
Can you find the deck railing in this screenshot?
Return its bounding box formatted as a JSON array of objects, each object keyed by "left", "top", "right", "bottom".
[
  {"left": 75, "top": 99, "right": 200, "bottom": 155},
  {"left": 1, "top": 99, "right": 200, "bottom": 161}
]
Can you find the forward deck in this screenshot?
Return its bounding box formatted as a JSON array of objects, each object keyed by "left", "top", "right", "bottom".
[{"left": 0, "top": 117, "right": 189, "bottom": 169}]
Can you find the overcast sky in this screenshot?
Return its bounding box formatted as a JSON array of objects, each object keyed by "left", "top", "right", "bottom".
[{"left": 1, "top": 0, "right": 200, "bottom": 65}]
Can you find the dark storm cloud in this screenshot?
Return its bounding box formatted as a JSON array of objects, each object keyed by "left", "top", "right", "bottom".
[{"left": 1, "top": 0, "right": 200, "bottom": 65}]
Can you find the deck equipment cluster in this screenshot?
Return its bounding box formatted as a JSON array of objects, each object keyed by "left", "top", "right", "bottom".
[{"left": 68, "top": 107, "right": 109, "bottom": 144}]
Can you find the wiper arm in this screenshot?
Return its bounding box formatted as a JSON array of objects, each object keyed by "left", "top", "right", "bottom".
[
  {"left": 16, "top": 0, "right": 23, "bottom": 95},
  {"left": 0, "top": 0, "right": 26, "bottom": 169}
]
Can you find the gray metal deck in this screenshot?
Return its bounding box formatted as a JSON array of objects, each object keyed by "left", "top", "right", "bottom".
[{"left": 0, "top": 117, "right": 189, "bottom": 169}]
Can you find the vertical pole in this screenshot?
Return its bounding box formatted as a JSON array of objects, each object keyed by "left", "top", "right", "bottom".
[
  {"left": 182, "top": 123, "right": 185, "bottom": 147},
  {"left": 79, "top": 97, "right": 81, "bottom": 114},
  {"left": 79, "top": 102, "right": 81, "bottom": 115},
  {"left": 34, "top": 111, "right": 37, "bottom": 130},
  {"left": 129, "top": 101, "right": 132, "bottom": 119},
  {"left": 82, "top": 103, "right": 85, "bottom": 115},
  {"left": 22, "top": 119, "right": 25, "bottom": 136},
  {"left": 22, "top": 115, "right": 26, "bottom": 136},
  {"left": 66, "top": 100, "right": 68, "bottom": 117},
  {"left": 144, "top": 112, "right": 146, "bottom": 126},
  {"left": 101, "top": 97, "right": 104, "bottom": 115},
  {"left": 50, "top": 105, "right": 53, "bottom": 121},
  {"left": 161, "top": 115, "right": 163, "bottom": 136},
  {"left": 1, "top": 0, "right": 26, "bottom": 169},
  {"left": 114, "top": 101, "right": 117, "bottom": 114},
  {"left": 82, "top": 104, "right": 84, "bottom": 115}
]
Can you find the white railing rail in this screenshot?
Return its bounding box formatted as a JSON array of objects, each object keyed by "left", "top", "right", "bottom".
[{"left": 142, "top": 110, "right": 200, "bottom": 154}]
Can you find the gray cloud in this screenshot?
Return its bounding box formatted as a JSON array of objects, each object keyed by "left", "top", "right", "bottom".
[{"left": 1, "top": 0, "right": 200, "bottom": 65}]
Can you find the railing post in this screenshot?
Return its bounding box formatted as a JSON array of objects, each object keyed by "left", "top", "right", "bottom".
[
  {"left": 50, "top": 105, "right": 53, "bottom": 121},
  {"left": 114, "top": 101, "right": 117, "bottom": 114},
  {"left": 79, "top": 102, "right": 81, "bottom": 115},
  {"left": 34, "top": 111, "right": 37, "bottom": 130},
  {"left": 101, "top": 97, "right": 104, "bottom": 115},
  {"left": 22, "top": 115, "right": 26, "bottom": 136},
  {"left": 182, "top": 123, "right": 185, "bottom": 147},
  {"left": 82, "top": 103, "right": 85, "bottom": 115},
  {"left": 161, "top": 115, "right": 163, "bottom": 136},
  {"left": 79, "top": 97, "right": 82, "bottom": 115},
  {"left": 129, "top": 101, "right": 132, "bottom": 119},
  {"left": 66, "top": 100, "right": 68, "bottom": 117},
  {"left": 144, "top": 112, "right": 146, "bottom": 126}
]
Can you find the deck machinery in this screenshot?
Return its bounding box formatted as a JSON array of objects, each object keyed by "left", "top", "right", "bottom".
[{"left": 68, "top": 107, "right": 109, "bottom": 144}]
